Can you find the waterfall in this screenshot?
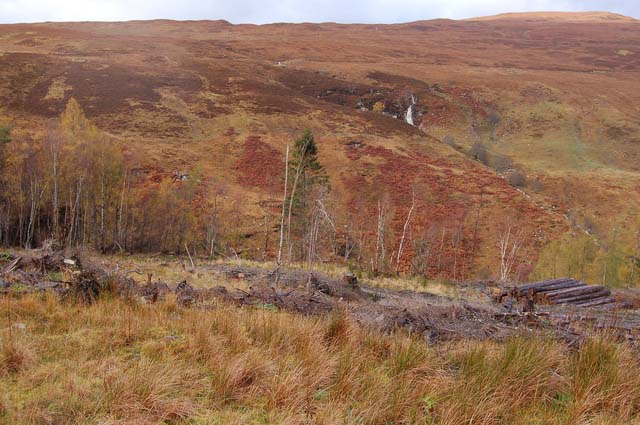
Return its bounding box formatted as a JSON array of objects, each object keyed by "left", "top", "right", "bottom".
[{"left": 405, "top": 95, "right": 416, "bottom": 126}]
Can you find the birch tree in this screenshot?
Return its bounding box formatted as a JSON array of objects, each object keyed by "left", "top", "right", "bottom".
[{"left": 498, "top": 221, "right": 524, "bottom": 282}]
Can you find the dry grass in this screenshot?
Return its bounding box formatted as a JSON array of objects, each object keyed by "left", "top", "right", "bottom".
[{"left": 1, "top": 293, "right": 640, "bottom": 424}]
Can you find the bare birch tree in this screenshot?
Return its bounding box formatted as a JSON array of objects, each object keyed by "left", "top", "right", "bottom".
[
  {"left": 277, "top": 145, "right": 289, "bottom": 266},
  {"left": 395, "top": 189, "right": 416, "bottom": 273},
  {"left": 373, "top": 199, "right": 388, "bottom": 274},
  {"left": 498, "top": 222, "right": 524, "bottom": 282}
]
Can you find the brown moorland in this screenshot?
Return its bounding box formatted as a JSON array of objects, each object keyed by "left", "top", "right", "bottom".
[{"left": 0, "top": 12, "right": 639, "bottom": 275}]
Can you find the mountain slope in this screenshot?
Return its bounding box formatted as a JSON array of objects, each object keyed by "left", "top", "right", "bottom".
[
  {"left": 466, "top": 11, "right": 637, "bottom": 22},
  {"left": 1, "top": 13, "right": 638, "bottom": 276}
]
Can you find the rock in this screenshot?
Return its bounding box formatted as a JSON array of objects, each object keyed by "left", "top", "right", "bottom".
[
  {"left": 36, "top": 281, "right": 61, "bottom": 291},
  {"left": 11, "top": 322, "right": 26, "bottom": 331},
  {"left": 165, "top": 334, "right": 181, "bottom": 341}
]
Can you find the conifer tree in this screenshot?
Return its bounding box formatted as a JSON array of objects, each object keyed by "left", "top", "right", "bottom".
[{"left": 285, "top": 129, "right": 329, "bottom": 261}]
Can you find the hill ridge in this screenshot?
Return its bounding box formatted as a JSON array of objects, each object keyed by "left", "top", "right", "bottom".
[{"left": 466, "top": 11, "right": 637, "bottom": 22}]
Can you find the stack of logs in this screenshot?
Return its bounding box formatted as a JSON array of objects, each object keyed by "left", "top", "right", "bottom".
[{"left": 499, "top": 277, "right": 623, "bottom": 309}]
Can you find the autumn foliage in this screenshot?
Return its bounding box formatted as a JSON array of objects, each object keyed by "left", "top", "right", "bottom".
[{"left": 0, "top": 99, "right": 211, "bottom": 253}]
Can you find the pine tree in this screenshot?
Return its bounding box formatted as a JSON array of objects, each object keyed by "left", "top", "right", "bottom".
[
  {"left": 285, "top": 129, "right": 329, "bottom": 261},
  {"left": 289, "top": 129, "right": 328, "bottom": 199}
]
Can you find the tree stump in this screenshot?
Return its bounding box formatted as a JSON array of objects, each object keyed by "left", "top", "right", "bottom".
[
  {"left": 175, "top": 280, "right": 195, "bottom": 307},
  {"left": 343, "top": 272, "right": 358, "bottom": 289}
]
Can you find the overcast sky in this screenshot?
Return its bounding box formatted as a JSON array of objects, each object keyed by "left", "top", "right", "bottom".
[{"left": 1, "top": 0, "right": 638, "bottom": 24}]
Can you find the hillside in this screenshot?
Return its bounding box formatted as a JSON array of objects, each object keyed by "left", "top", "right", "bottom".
[
  {"left": 467, "top": 11, "right": 638, "bottom": 22},
  {"left": 0, "top": 13, "right": 639, "bottom": 278}
]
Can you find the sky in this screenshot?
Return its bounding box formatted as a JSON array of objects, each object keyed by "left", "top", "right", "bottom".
[{"left": 0, "top": 0, "right": 638, "bottom": 24}]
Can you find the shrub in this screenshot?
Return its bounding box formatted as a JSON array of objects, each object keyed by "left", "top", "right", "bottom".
[
  {"left": 470, "top": 142, "right": 489, "bottom": 165},
  {"left": 529, "top": 177, "right": 544, "bottom": 192},
  {"left": 507, "top": 170, "right": 527, "bottom": 187},
  {"left": 492, "top": 154, "right": 514, "bottom": 172}
]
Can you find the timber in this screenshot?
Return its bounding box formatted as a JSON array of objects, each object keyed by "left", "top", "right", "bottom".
[
  {"left": 521, "top": 280, "right": 584, "bottom": 296},
  {"left": 501, "top": 277, "right": 626, "bottom": 310},
  {"left": 498, "top": 277, "right": 578, "bottom": 298},
  {"left": 554, "top": 289, "right": 611, "bottom": 305},
  {"left": 512, "top": 277, "right": 576, "bottom": 293},
  {"left": 546, "top": 285, "right": 608, "bottom": 301},
  {"left": 574, "top": 296, "right": 618, "bottom": 308}
]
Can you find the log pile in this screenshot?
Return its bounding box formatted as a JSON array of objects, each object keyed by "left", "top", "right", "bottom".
[{"left": 498, "top": 278, "right": 626, "bottom": 310}]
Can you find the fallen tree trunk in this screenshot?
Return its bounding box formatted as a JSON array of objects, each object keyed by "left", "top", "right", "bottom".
[
  {"left": 498, "top": 277, "right": 575, "bottom": 298},
  {"left": 574, "top": 296, "right": 618, "bottom": 308},
  {"left": 554, "top": 288, "right": 612, "bottom": 305},
  {"left": 526, "top": 280, "right": 585, "bottom": 295},
  {"left": 546, "top": 285, "right": 607, "bottom": 301},
  {"left": 2, "top": 257, "right": 22, "bottom": 274},
  {"left": 513, "top": 277, "right": 576, "bottom": 293},
  {"left": 512, "top": 279, "right": 581, "bottom": 297}
]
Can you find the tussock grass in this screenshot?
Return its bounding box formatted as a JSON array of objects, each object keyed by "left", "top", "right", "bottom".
[{"left": 1, "top": 294, "right": 640, "bottom": 424}]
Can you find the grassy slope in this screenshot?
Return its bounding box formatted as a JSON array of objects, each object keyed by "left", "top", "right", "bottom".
[
  {"left": 0, "top": 14, "right": 639, "bottom": 270},
  {"left": 2, "top": 293, "right": 640, "bottom": 424}
]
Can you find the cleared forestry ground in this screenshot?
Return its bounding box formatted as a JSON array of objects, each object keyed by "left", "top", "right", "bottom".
[{"left": 2, "top": 256, "right": 640, "bottom": 423}]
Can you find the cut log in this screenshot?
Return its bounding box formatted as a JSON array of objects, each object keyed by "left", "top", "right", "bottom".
[
  {"left": 514, "top": 277, "right": 576, "bottom": 292},
  {"left": 546, "top": 285, "right": 607, "bottom": 301},
  {"left": 554, "top": 288, "right": 611, "bottom": 304},
  {"left": 530, "top": 280, "right": 585, "bottom": 295},
  {"left": 554, "top": 288, "right": 611, "bottom": 305},
  {"left": 499, "top": 277, "right": 575, "bottom": 298},
  {"left": 517, "top": 283, "right": 585, "bottom": 300},
  {"left": 513, "top": 280, "right": 581, "bottom": 297},
  {"left": 574, "top": 296, "right": 618, "bottom": 308}
]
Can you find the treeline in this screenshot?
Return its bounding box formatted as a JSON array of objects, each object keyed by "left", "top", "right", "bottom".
[
  {"left": 5, "top": 99, "right": 635, "bottom": 286},
  {"left": 0, "top": 101, "right": 531, "bottom": 286},
  {"left": 0, "top": 99, "right": 220, "bottom": 253},
  {"left": 533, "top": 229, "right": 640, "bottom": 288},
  {"left": 0, "top": 101, "right": 481, "bottom": 280}
]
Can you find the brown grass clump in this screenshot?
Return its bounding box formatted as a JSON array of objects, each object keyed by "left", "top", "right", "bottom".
[
  {"left": 566, "top": 338, "right": 640, "bottom": 422},
  {"left": 434, "top": 337, "right": 564, "bottom": 424},
  {"left": 1, "top": 294, "right": 640, "bottom": 424},
  {"left": 1, "top": 333, "right": 34, "bottom": 376}
]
